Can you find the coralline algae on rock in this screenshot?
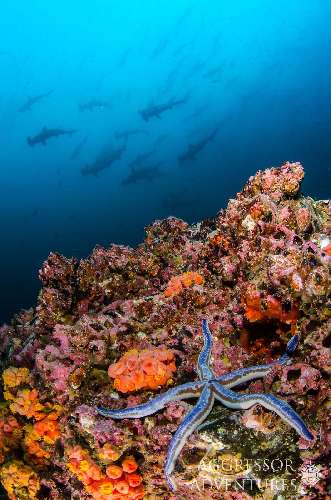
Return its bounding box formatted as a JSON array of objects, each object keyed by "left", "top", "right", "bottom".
[{"left": 0, "top": 162, "right": 330, "bottom": 499}]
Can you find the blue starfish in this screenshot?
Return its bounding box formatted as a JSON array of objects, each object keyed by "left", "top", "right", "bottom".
[{"left": 97, "top": 320, "right": 313, "bottom": 491}]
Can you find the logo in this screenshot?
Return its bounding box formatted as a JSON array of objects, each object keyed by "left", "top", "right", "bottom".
[{"left": 300, "top": 463, "right": 322, "bottom": 487}]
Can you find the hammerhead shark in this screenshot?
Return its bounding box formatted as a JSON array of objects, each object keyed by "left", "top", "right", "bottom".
[
  {"left": 18, "top": 90, "right": 53, "bottom": 112},
  {"left": 178, "top": 126, "right": 219, "bottom": 163},
  {"left": 27, "top": 126, "right": 76, "bottom": 146},
  {"left": 139, "top": 95, "right": 189, "bottom": 121},
  {"left": 79, "top": 99, "right": 111, "bottom": 112},
  {"left": 70, "top": 136, "right": 88, "bottom": 161},
  {"left": 121, "top": 162, "right": 163, "bottom": 185},
  {"left": 127, "top": 150, "right": 155, "bottom": 170},
  {"left": 81, "top": 146, "right": 125, "bottom": 176},
  {"left": 114, "top": 129, "right": 149, "bottom": 141}
]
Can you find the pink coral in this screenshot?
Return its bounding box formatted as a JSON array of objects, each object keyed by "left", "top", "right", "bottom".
[{"left": 35, "top": 323, "right": 89, "bottom": 399}]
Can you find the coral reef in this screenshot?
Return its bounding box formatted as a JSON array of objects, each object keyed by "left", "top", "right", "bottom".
[{"left": 0, "top": 162, "right": 330, "bottom": 499}]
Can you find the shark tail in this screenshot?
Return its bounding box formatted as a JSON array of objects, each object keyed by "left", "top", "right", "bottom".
[{"left": 27, "top": 137, "right": 33, "bottom": 147}]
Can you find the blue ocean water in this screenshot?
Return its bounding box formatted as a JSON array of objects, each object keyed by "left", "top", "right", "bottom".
[{"left": 0, "top": 0, "right": 330, "bottom": 323}]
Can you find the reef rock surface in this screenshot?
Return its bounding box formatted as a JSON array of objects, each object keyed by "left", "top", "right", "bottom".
[{"left": 0, "top": 162, "right": 330, "bottom": 499}]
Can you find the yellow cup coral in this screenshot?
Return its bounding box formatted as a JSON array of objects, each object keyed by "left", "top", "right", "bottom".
[
  {"left": 0, "top": 460, "right": 40, "bottom": 500},
  {"left": 2, "top": 367, "right": 30, "bottom": 389},
  {"left": 7, "top": 388, "right": 45, "bottom": 420},
  {"left": 98, "top": 443, "right": 121, "bottom": 463},
  {"left": 24, "top": 411, "right": 61, "bottom": 463}
]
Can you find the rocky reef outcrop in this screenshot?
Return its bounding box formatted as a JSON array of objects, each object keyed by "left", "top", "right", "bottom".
[{"left": 0, "top": 162, "right": 330, "bottom": 499}]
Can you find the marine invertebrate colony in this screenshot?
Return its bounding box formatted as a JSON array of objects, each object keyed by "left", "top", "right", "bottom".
[
  {"left": 107, "top": 345, "right": 176, "bottom": 393},
  {"left": 67, "top": 446, "right": 144, "bottom": 499},
  {"left": 0, "top": 461, "right": 40, "bottom": 500},
  {"left": 97, "top": 320, "right": 313, "bottom": 490},
  {"left": 0, "top": 162, "right": 329, "bottom": 498}
]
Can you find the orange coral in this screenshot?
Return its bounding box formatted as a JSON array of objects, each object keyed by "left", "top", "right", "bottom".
[
  {"left": 0, "top": 460, "right": 40, "bottom": 500},
  {"left": 116, "top": 479, "right": 130, "bottom": 495},
  {"left": 24, "top": 434, "right": 50, "bottom": 460},
  {"left": 6, "top": 388, "right": 45, "bottom": 420},
  {"left": 164, "top": 271, "right": 204, "bottom": 297},
  {"left": 88, "top": 478, "right": 115, "bottom": 497},
  {"left": 24, "top": 411, "right": 61, "bottom": 462},
  {"left": 67, "top": 445, "right": 104, "bottom": 482},
  {"left": 0, "top": 410, "right": 22, "bottom": 464},
  {"left": 122, "top": 456, "right": 138, "bottom": 474},
  {"left": 2, "top": 367, "right": 30, "bottom": 389},
  {"left": 245, "top": 290, "right": 297, "bottom": 325},
  {"left": 108, "top": 346, "right": 176, "bottom": 393},
  {"left": 128, "top": 484, "right": 144, "bottom": 499},
  {"left": 106, "top": 464, "right": 123, "bottom": 479},
  {"left": 67, "top": 446, "right": 144, "bottom": 499},
  {"left": 98, "top": 442, "right": 121, "bottom": 463},
  {"left": 208, "top": 232, "right": 233, "bottom": 251},
  {"left": 126, "top": 472, "right": 142, "bottom": 487},
  {"left": 33, "top": 411, "right": 61, "bottom": 444},
  {"left": 1, "top": 364, "right": 62, "bottom": 467}
]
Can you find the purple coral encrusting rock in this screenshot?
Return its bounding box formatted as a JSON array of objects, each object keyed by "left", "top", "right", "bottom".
[{"left": 0, "top": 162, "right": 330, "bottom": 499}]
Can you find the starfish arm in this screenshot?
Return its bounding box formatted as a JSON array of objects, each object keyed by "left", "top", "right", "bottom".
[
  {"left": 211, "top": 381, "right": 313, "bottom": 441},
  {"left": 285, "top": 334, "right": 299, "bottom": 355},
  {"left": 215, "top": 335, "right": 299, "bottom": 388},
  {"left": 165, "top": 383, "right": 214, "bottom": 491},
  {"left": 96, "top": 380, "right": 204, "bottom": 418},
  {"left": 197, "top": 319, "right": 215, "bottom": 380}
]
